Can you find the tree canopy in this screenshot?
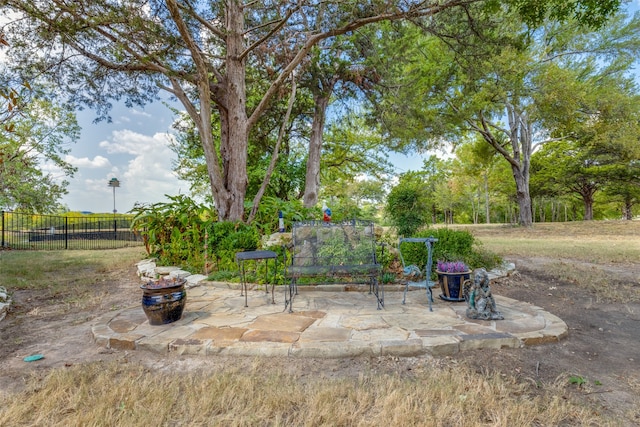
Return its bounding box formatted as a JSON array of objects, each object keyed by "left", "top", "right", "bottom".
[
  {"left": 0, "top": 0, "right": 623, "bottom": 221},
  {"left": 0, "top": 92, "right": 79, "bottom": 212},
  {"left": 363, "top": 5, "right": 637, "bottom": 225}
]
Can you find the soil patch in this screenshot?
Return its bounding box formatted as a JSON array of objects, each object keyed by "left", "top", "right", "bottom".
[{"left": 450, "top": 257, "right": 640, "bottom": 424}]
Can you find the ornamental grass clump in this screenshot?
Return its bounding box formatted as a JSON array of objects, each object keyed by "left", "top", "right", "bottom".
[{"left": 437, "top": 260, "right": 469, "bottom": 273}]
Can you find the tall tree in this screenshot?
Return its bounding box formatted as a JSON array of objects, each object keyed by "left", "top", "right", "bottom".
[
  {"left": 453, "top": 138, "right": 501, "bottom": 223},
  {"left": 307, "top": 114, "right": 394, "bottom": 219},
  {"left": 531, "top": 140, "right": 601, "bottom": 220},
  {"left": 417, "top": 155, "right": 453, "bottom": 224},
  {"left": 364, "top": 6, "right": 633, "bottom": 226},
  {"left": 603, "top": 164, "right": 640, "bottom": 220},
  {"left": 0, "top": 93, "right": 79, "bottom": 212},
  {"left": 532, "top": 76, "right": 640, "bottom": 220},
  {"left": 1, "top": 0, "right": 620, "bottom": 221},
  {"left": 299, "top": 36, "right": 382, "bottom": 209}
]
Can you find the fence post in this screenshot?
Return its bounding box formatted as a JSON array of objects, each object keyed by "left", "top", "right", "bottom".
[
  {"left": 1, "top": 211, "right": 4, "bottom": 248},
  {"left": 65, "top": 217, "right": 68, "bottom": 250}
]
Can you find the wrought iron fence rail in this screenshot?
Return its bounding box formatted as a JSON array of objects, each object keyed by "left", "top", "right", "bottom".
[{"left": 1, "top": 211, "right": 143, "bottom": 250}]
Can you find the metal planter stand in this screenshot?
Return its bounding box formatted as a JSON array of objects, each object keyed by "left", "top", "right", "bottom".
[{"left": 399, "top": 237, "right": 438, "bottom": 311}]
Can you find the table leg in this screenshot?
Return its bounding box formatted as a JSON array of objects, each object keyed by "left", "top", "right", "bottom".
[
  {"left": 271, "top": 258, "right": 277, "bottom": 304},
  {"left": 241, "top": 261, "right": 248, "bottom": 307}
]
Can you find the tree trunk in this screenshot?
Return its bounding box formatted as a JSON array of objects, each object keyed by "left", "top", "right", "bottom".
[
  {"left": 575, "top": 180, "right": 597, "bottom": 221},
  {"left": 472, "top": 103, "right": 533, "bottom": 227},
  {"left": 303, "top": 94, "right": 330, "bottom": 209},
  {"left": 247, "top": 78, "right": 298, "bottom": 223},
  {"left": 471, "top": 195, "right": 478, "bottom": 224},
  {"left": 622, "top": 196, "right": 633, "bottom": 220},
  {"left": 218, "top": 1, "right": 248, "bottom": 221},
  {"left": 171, "top": 0, "right": 248, "bottom": 222},
  {"left": 484, "top": 172, "right": 490, "bottom": 224},
  {"left": 512, "top": 166, "right": 533, "bottom": 226},
  {"left": 509, "top": 107, "right": 533, "bottom": 227},
  {"left": 583, "top": 197, "right": 594, "bottom": 220},
  {"left": 581, "top": 191, "right": 595, "bottom": 220}
]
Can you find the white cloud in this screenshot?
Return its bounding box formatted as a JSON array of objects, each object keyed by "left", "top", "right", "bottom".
[
  {"left": 98, "top": 129, "right": 171, "bottom": 154},
  {"left": 118, "top": 131, "right": 183, "bottom": 200},
  {"left": 39, "top": 161, "right": 66, "bottom": 175},
  {"left": 66, "top": 155, "right": 111, "bottom": 168},
  {"left": 130, "top": 108, "right": 152, "bottom": 118},
  {"left": 62, "top": 128, "right": 186, "bottom": 212}
]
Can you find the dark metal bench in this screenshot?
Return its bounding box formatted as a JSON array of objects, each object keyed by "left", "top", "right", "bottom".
[{"left": 283, "top": 219, "right": 383, "bottom": 312}]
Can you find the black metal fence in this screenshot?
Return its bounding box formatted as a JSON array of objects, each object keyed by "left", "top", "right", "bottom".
[{"left": 1, "top": 211, "right": 144, "bottom": 250}]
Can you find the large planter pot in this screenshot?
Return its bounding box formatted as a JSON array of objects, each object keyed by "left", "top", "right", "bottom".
[
  {"left": 141, "top": 277, "right": 187, "bottom": 325},
  {"left": 437, "top": 270, "right": 470, "bottom": 302}
]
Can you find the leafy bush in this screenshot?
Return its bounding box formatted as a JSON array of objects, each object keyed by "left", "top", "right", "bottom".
[
  {"left": 131, "top": 195, "right": 260, "bottom": 273},
  {"left": 386, "top": 186, "right": 428, "bottom": 237},
  {"left": 385, "top": 174, "right": 429, "bottom": 237},
  {"left": 398, "top": 228, "right": 502, "bottom": 278},
  {"left": 372, "top": 228, "right": 399, "bottom": 272},
  {"left": 376, "top": 242, "right": 395, "bottom": 271},
  {"left": 245, "top": 196, "right": 308, "bottom": 236},
  {"left": 207, "top": 221, "right": 259, "bottom": 271},
  {"left": 130, "top": 195, "right": 214, "bottom": 271}
]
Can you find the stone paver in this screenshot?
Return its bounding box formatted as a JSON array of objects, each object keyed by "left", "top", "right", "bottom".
[
  {"left": 92, "top": 279, "right": 568, "bottom": 358},
  {"left": 90, "top": 259, "right": 567, "bottom": 358}
]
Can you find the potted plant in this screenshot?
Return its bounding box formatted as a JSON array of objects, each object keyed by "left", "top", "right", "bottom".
[
  {"left": 140, "top": 277, "right": 187, "bottom": 325},
  {"left": 436, "top": 260, "right": 471, "bottom": 302}
]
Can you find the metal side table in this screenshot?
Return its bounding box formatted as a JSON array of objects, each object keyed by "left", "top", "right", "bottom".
[{"left": 235, "top": 250, "right": 278, "bottom": 307}]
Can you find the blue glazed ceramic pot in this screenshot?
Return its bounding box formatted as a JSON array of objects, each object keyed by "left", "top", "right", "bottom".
[{"left": 141, "top": 278, "right": 186, "bottom": 325}]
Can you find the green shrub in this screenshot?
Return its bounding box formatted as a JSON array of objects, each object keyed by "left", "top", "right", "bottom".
[
  {"left": 245, "top": 196, "right": 309, "bottom": 235},
  {"left": 386, "top": 186, "right": 428, "bottom": 236},
  {"left": 370, "top": 227, "right": 393, "bottom": 265},
  {"left": 397, "top": 228, "right": 502, "bottom": 278},
  {"left": 130, "top": 195, "right": 214, "bottom": 272},
  {"left": 376, "top": 242, "right": 395, "bottom": 271},
  {"left": 131, "top": 196, "right": 261, "bottom": 273},
  {"left": 385, "top": 174, "right": 429, "bottom": 237},
  {"left": 207, "top": 221, "right": 260, "bottom": 271}
]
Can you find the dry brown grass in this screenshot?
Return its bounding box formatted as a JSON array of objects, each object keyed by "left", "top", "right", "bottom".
[
  {"left": 0, "top": 247, "right": 146, "bottom": 312},
  {"left": 455, "top": 220, "right": 640, "bottom": 264},
  {"left": 453, "top": 220, "right": 640, "bottom": 303},
  {"left": 0, "top": 360, "right": 604, "bottom": 427},
  {"left": 2, "top": 222, "right": 636, "bottom": 426}
]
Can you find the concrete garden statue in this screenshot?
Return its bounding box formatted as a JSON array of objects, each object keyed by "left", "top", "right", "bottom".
[{"left": 465, "top": 268, "right": 504, "bottom": 320}]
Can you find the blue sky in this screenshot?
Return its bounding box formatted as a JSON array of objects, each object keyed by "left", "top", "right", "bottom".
[
  {"left": 64, "top": 98, "right": 432, "bottom": 214},
  {"left": 56, "top": 1, "right": 640, "bottom": 213},
  {"left": 59, "top": 102, "right": 185, "bottom": 213}
]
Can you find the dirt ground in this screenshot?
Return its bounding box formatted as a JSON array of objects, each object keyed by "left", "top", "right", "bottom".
[
  {"left": 1, "top": 255, "right": 639, "bottom": 424},
  {"left": 456, "top": 258, "right": 640, "bottom": 424}
]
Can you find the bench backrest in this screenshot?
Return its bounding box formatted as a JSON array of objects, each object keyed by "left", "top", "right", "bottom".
[{"left": 290, "top": 220, "right": 377, "bottom": 270}]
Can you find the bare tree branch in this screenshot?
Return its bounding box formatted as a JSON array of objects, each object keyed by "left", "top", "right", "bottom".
[
  {"left": 248, "top": 73, "right": 298, "bottom": 223},
  {"left": 239, "top": 5, "right": 300, "bottom": 61},
  {"left": 248, "top": 0, "right": 477, "bottom": 130}
]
